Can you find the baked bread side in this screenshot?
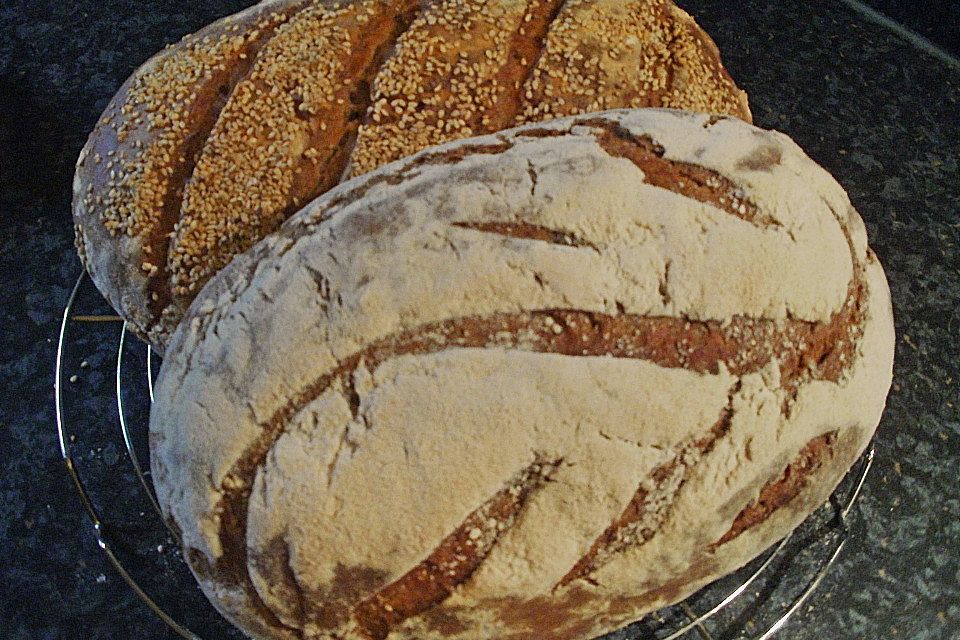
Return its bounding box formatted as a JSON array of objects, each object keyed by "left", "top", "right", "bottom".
[
  {"left": 150, "top": 109, "right": 895, "bottom": 640},
  {"left": 74, "top": 0, "right": 750, "bottom": 353},
  {"left": 72, "top": 0, "right": 310, "bottom": 348}
]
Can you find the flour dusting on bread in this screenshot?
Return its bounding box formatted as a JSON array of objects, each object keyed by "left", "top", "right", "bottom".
[{"left": 150, "top": 109, "right": 894, "bottom": 640}]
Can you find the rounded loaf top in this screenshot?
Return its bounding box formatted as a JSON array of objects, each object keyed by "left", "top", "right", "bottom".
[
  {"left": 72, "top": 0, "right": 751, "bottom": 354},
  {"left": 150, "top": 109, "right": 894, "bottom": 640}
]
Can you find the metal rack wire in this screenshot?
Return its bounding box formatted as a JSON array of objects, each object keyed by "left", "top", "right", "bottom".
[{"left": 55, "top": 273, "right": 875, "bottom": 640}]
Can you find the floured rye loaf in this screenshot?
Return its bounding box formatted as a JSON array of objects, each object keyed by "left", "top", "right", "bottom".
[
  {"left": 72, "top": 0, "right": 751, "bottom": 354},
  {"left": 150, "top": 109, "right": 895, "bottom": 640}
]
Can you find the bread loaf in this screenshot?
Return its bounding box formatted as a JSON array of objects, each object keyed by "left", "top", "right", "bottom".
[
  {"left": 150, "top": 109, "right": 895, "bottom": 640},
  {"left": 72, "top": 0, "right": 751, "bottom": 353}
]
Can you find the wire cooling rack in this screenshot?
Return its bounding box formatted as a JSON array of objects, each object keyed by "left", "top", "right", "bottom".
[{"left": 55, "top": 273, "right": 875, "bottom": 640}]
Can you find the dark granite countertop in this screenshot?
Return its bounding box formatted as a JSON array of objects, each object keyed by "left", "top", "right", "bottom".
[
  {"left": 858, "top": 0, "right": 960, "bottom": 55},
  {"left": 1, "top": 1, "right": 958, "bottom": 639}
]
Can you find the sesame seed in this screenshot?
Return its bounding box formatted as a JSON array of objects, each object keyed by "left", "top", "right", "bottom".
[
  {"left": 172, "top": 1, "right": 394, "bottom": 294},
  {"left": 85, "top": 0, "right": 747, "bottom": 330}
]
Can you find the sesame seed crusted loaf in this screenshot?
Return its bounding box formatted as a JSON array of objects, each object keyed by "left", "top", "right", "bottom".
[
  {"left": 149, "top": 109, "right": 895, "bottom": 640},
  {"left": 73, "top": 0, "right": 751, "bottom": 354}
]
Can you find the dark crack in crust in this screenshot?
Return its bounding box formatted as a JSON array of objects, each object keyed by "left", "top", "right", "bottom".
[
  {"left": 483, "top": 0, "right": 569, "bottom": 133},
  {"left": 451, "top": 221, "right": 598, "bottom": 250},
  {"left": 557, "top": 388, "right": 739, "bottom": 588},
  {"left": 350, "top": 459, "right": 561, "bottom": 639},
  {"left": 584, "top": 117, "right": 778, "bottom": 228},
  {"left": 710, "top": 431, "right": 839, "bottom": 549}
]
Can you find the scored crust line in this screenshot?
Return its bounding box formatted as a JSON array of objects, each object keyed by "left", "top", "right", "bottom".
[
  {"left": 582, "top": 117, "right": 781, "bottom": 229},
  {"left": 451, "top": 221, "right": 599, "bottom": 251},
  {"left": 143, "top": 2, "right": 313, "bottom": 338},
  {"left": 297, "top": 114, "right": 790, "bottom": 239},
  {"left": 556, "top": 379, "right": 741, "bottom": 588},
  {"left": 347, "top": 457, "right": 563, "bottom": 639},
  {"left": 485, "top": 0, "right": 569, "bottom": 131},
  {"left": 709, "top": 430, "right": 839, "bottom": 549},
  {"left": 311, "top": 0, "right": 427, "bottom": 208}
]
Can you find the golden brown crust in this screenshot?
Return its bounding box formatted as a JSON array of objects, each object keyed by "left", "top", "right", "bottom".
[
  {"left": 663, "top": 3, "right": 751, "bottom": 119},
  {"left": 72, "top": 0, "right": 309, "bottom": 351},
  {"left": 74, "top": 0, "right": 752, "bottom": 351},
  {"left": 517, "top": 0, "right": 752, "bottom": 124},
  {"left": 347, "top": 0, "right": 539, "bottom": 177},
  {"left": 171, "top": 0, "right": 422, "bottom": 304}
]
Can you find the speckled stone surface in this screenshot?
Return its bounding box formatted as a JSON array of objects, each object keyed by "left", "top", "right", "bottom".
[{"left": 0, "top": 1, "right": 957, "bottom": 639}]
